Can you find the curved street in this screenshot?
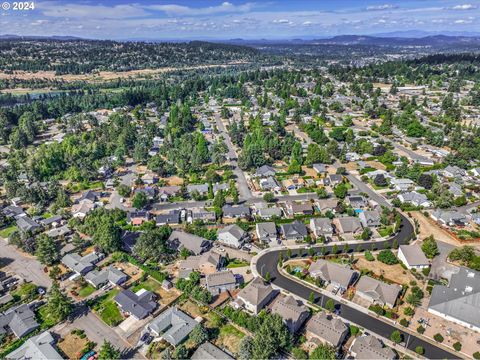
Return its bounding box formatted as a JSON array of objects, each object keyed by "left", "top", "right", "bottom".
[{"left": 254, "top": 214, "right": 460, "bottom": 360}]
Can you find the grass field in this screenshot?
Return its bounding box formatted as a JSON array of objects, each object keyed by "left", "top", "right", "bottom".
[
  {"left": 92, "top": 289, "right": 123, "bottom": 326},
  {"left": 77, "top": 284, "right": 96, "bottom": 298},
  {"left": 131, "top": 277, "right": 162, "bottom": 295},
  {"left": 0, "top": 225, "right": 17, "bottom": 239}
]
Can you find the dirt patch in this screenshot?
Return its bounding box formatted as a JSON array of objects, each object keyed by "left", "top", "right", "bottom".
[
  {"left": 302, "top": 166, "right": 317, "bottom": 177},
  {"left": 214, "top": 324, "right": 246, "bottom": 355},
  {"left": 157, "top": 287, "right": 181, "bottom": 307},
  {"left": 164, "top": 176, "right": 184, "bottom": 186},
  {"left": 410, "top": 211, "right": 461, "bottom": 246},
  {"left": 58, "top": 333, "right": 90, "bottom": 360},
  {"left": 353, "top": 255, "right": 416, "bottom": 286},
  {"left": 0, "top": 63, "right": 245, "bottom": 83}
]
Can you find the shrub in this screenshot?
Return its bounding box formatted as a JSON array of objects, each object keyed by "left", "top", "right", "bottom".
[
  {"left": 390, "top": 330, "right": 403, "bottom": 344},
  {"left": 365, "top": 250, "right": 375, "bottom": 261},
  {"left": 433, "top": 333, "right": 444, "bottom": 343},
  {"left": 377, "top": 249, "right": 398, "bottom": 265},
  {"left": 473, "top": 351, "right": 480, "bottom": 359},
  {"left": 349, "top": 325, "right": 360, "bottom": 337},
  {"left": 422, "top": 267, "right": 431, "bottom": 276},
  {"left": 416, "top": 326, "right": 425, "bottom": 334},
  {"left": 453, "top": 342, "right": 462, "bottom": 351},
  {"left": 403, "top": 307, "right": 414, "bottom": 316},
  {"left": 369, "top": 304, "right": 385, "bottom": 316},
  {"left": 415, "top": 346, "right": 424, "bottom": 355},
  {"left": 399, "top": 318, "right": 409, "bottom": 327}
]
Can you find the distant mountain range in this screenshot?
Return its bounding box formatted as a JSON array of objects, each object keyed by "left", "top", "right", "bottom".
[
  {"left": 1, "top": 33, "right": 480, "bottom": 47},
  {"left": 0, "top": 34, "right": 83, "bottom": 40},
  {"left": 224, "top": 34, "right": 480, "bottom": 47}
]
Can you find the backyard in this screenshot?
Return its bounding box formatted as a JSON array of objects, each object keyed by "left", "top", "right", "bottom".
[
  {"left": 91, "top": 289, "right": 123, "bottom": 326},
  {"left": 0, "top": 225, "right": 17, "bottom": 239}
]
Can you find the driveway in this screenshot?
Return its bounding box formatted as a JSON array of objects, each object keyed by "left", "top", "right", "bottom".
[
  {"left": 0, "top": 239, "right": 52, "bottom": 288},
  {"left": 53, "top": 306, "right": 142, "bottom": 359}
]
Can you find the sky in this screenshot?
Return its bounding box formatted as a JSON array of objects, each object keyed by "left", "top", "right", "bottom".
[{"left": 1, "top": 0, "right": 480, "bottom": 40}]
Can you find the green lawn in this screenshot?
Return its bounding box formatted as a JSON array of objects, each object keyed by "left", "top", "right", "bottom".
[
  {"left": 78, "top": 284, "right": 96, "bottom": 298},
  {"left": 92, "top": 289, "right": 123, "bottom": 326},
  {"left": 0, "top": 225, "right": 17, "bottom": 239},
  {"left": 378, "top": 227, "right": 393, "bottom": 237},
  {"left": 131, "top": 277, "right": 162, "bottom": 294},
  {"left": 226, "top": 259, "right": 250, "bottom": 268},
  {"left": 37, "top": 306, "right": 58, "bottom": 329}
]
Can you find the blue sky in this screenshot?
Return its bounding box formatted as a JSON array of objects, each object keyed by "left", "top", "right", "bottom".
[{"left": 1, "top": 0, "right": 479, "bottom": 40}]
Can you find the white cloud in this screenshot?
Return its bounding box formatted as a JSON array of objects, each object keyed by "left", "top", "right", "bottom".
[
  {"left": 451, "top": 4, "right": 477, "bottom": 10},
  {"left": 366, "top": 4, "right": 397, "bottom": 11},
  {"left": 454, "top": 19, "right": 473, "bottom": 23},
  {"left": 272, "top": 19, "right": 290, "bottom": 23},
  {"left": 147, "top": 2, "right": 255, "bottom": 16},
  {"left": 39, "top": 2, "right": 148, "bottom": 19}
]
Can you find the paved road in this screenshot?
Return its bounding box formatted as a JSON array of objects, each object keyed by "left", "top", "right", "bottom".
[
  {"left": 0, "top": 239, "right": 52, "bottom": 288},
  {"left": 53, "top": 304, "right": 140, "bottom": 359},
  {"left": 254, "top": 214, "right": 459, "bottom": 360},
  {"left": 214, "top": 112, "right": 252, "bottom": 201}
]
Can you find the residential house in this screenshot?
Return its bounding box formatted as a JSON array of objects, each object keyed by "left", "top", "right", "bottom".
[
  {"left": 390, "top": 178, "right": 415, "bottom": 191},
  {"left": 135, "top": 187, "right": 156, "bottom": 200},
  {"left": 428, "top": 267, "right": 480, "bottom": 332},
  {"left": 312, "top": 163, "right": 328, "bottom": 175},
  {"left": 127, "top": 210, "right": 150, "bottom": 226},
  {"left": 5, "top": 331, "right": 62, "bottom": 360},
  {"left": 121, "top": 231, "right": 141, "bottom": 253},
  {"left": 349, "top": 335, "right": 396, "bottom": 360},
  {"left": 61, "top": 252, "right": 103, "bottom": 275},
  {"left": 84, "top": 266, "right": 128, "bottom": 288},
  {"left": 286, "top": 202, "right": 313, "bottom": 217},
  {"left": 256, "top": 222, "right": 278, "bottom": 243},
  {"left": 355, "top": 276, "right": 401, "bottom": 308},
  {"left": 271, "top": 295, "right": 310, "bottom": 333},
  {"left": 258, "top": 207, "right": 282, "bottom": 219},
  {"left": 168, "top": 231, "right": 211, "bottom": 255},
  {"left": 38, "top": 215, "right": 63, "bottom": 228},
  {"left": 179, "top": 250, "right": 223, "bottom": 275},
  {"left": 189, "top": 208, "right": 216, "bottom": 223},
  {"left": 191, "top": 342, "right": 234, "bottom": 360},
  {"left": 315, "top": 199, "right": 338, "bottom": 213},
  {"left": 333, "top": 217, "right": 363, "bottom": 235},
  {"left": 259, "top": 177, "right": 281, "bottom": 192},
  {"left": 16, "top": 216, "right": 41, "bottom": 234},
  {"left": 398, "top": 244, "right": 430, "bottom": 270},
  {"left": 358, "top": 210, "right": 381, "bottom": 228},
  {"left": 280, "top": 221, "right": 308, "bottom": 241},
  {"left": 218, "top": 224, "right": 249, "bottom": 249},
  {"left": 253, "top": 165, "right": 276, "bottom": 178},
  {"left": 308, "top": 260, "right": 358, "bottom": 293},
  {"left": 232, "top": 277, "right": 278, "bottom": 314},
  {"left": 397, "top": 191, "right": 431, "bottom": 208},
  {"left": 325, "top": 174, "right": 343, "bottom": 187},
  {"left": 114, "top": 289, "right": 157, "bottom": 320},
  {"left": 158, "top": 186, "right": 180, "bottom": 202},
  {"left": 222, "top": 205, "right": 250, "bottom": 219},
  {"left": 2, "top": 206, "right": 25, "bottom": 218},
  {"left": 0, "top": 304, "right": 39, "bottom": 339},
  {"left": 147, "top": 307, "right": 198, "bottom": 346},
  {"left": 443, "top": 165, "right": 466, "bottom": 179},
  {"left": 46, "top": 224, "right": 71, "bottom": 238},
  {"left": 206, "top": 271, "right": 237, "bottom": 295},
  {"left": 447, "top": 182, "right": 463, "bottom": 198},
  {"left": 141, "top": 173, "right": 157, "bottom": 185},
  {"left": 305, "top": 312, "right": 348, "bottom": 348},
  {"left": 156, "top": 210, "right": 181, "bottom": 226},
  {"left": 431, "top": 210, "right": 468, "bottom": 227},
  {"left": 346, "top": 196, "right": 366, "bottom": 209},
  {"left": 309, "top": 218, "right": 333, "bottom": 239},
  {"left": 187, "top": 184, "right": 209, "bottom": 196}
]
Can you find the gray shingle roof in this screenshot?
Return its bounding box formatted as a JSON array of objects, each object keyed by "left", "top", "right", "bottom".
[
  {"left": 351, "top": 335, "right": 396, "bottom": 360},
  {"left": 356, "top": 276, "right": 401, "bottom": 307},
  {"left": 114, "top": 289, "right": 157, "bottom": 319},
  {"left": 236, "top": 277, "right": 276, "bottom": 308},
  {"left": 6, "top": 331, "right": 62, "bottom": 360},
  {"left": 168, "top": 230, "right": 211, "bottom": 255},
  {"left": 399, "top": 244, "right": 429, "bottom": 267},
  {"left": 308, "top": 260, "right": 357, "bottom": 289},
  {"left": 206, "top": 271, "right": 236, "bottom": 288},
  {"left": 191, "top": 342, "right": 234, "bottom": 360},
  {"left": 280, "top": 221, "right": 308, "bottom": 238},
  {"left": 0, "top": 304, "right": 39, "bottom": 338},
  {"left": 306, "top": 312, "right": 348, "bottom": 347},
  {"left": 147, "top": 307, "right": 197, "bottom": 346}
]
